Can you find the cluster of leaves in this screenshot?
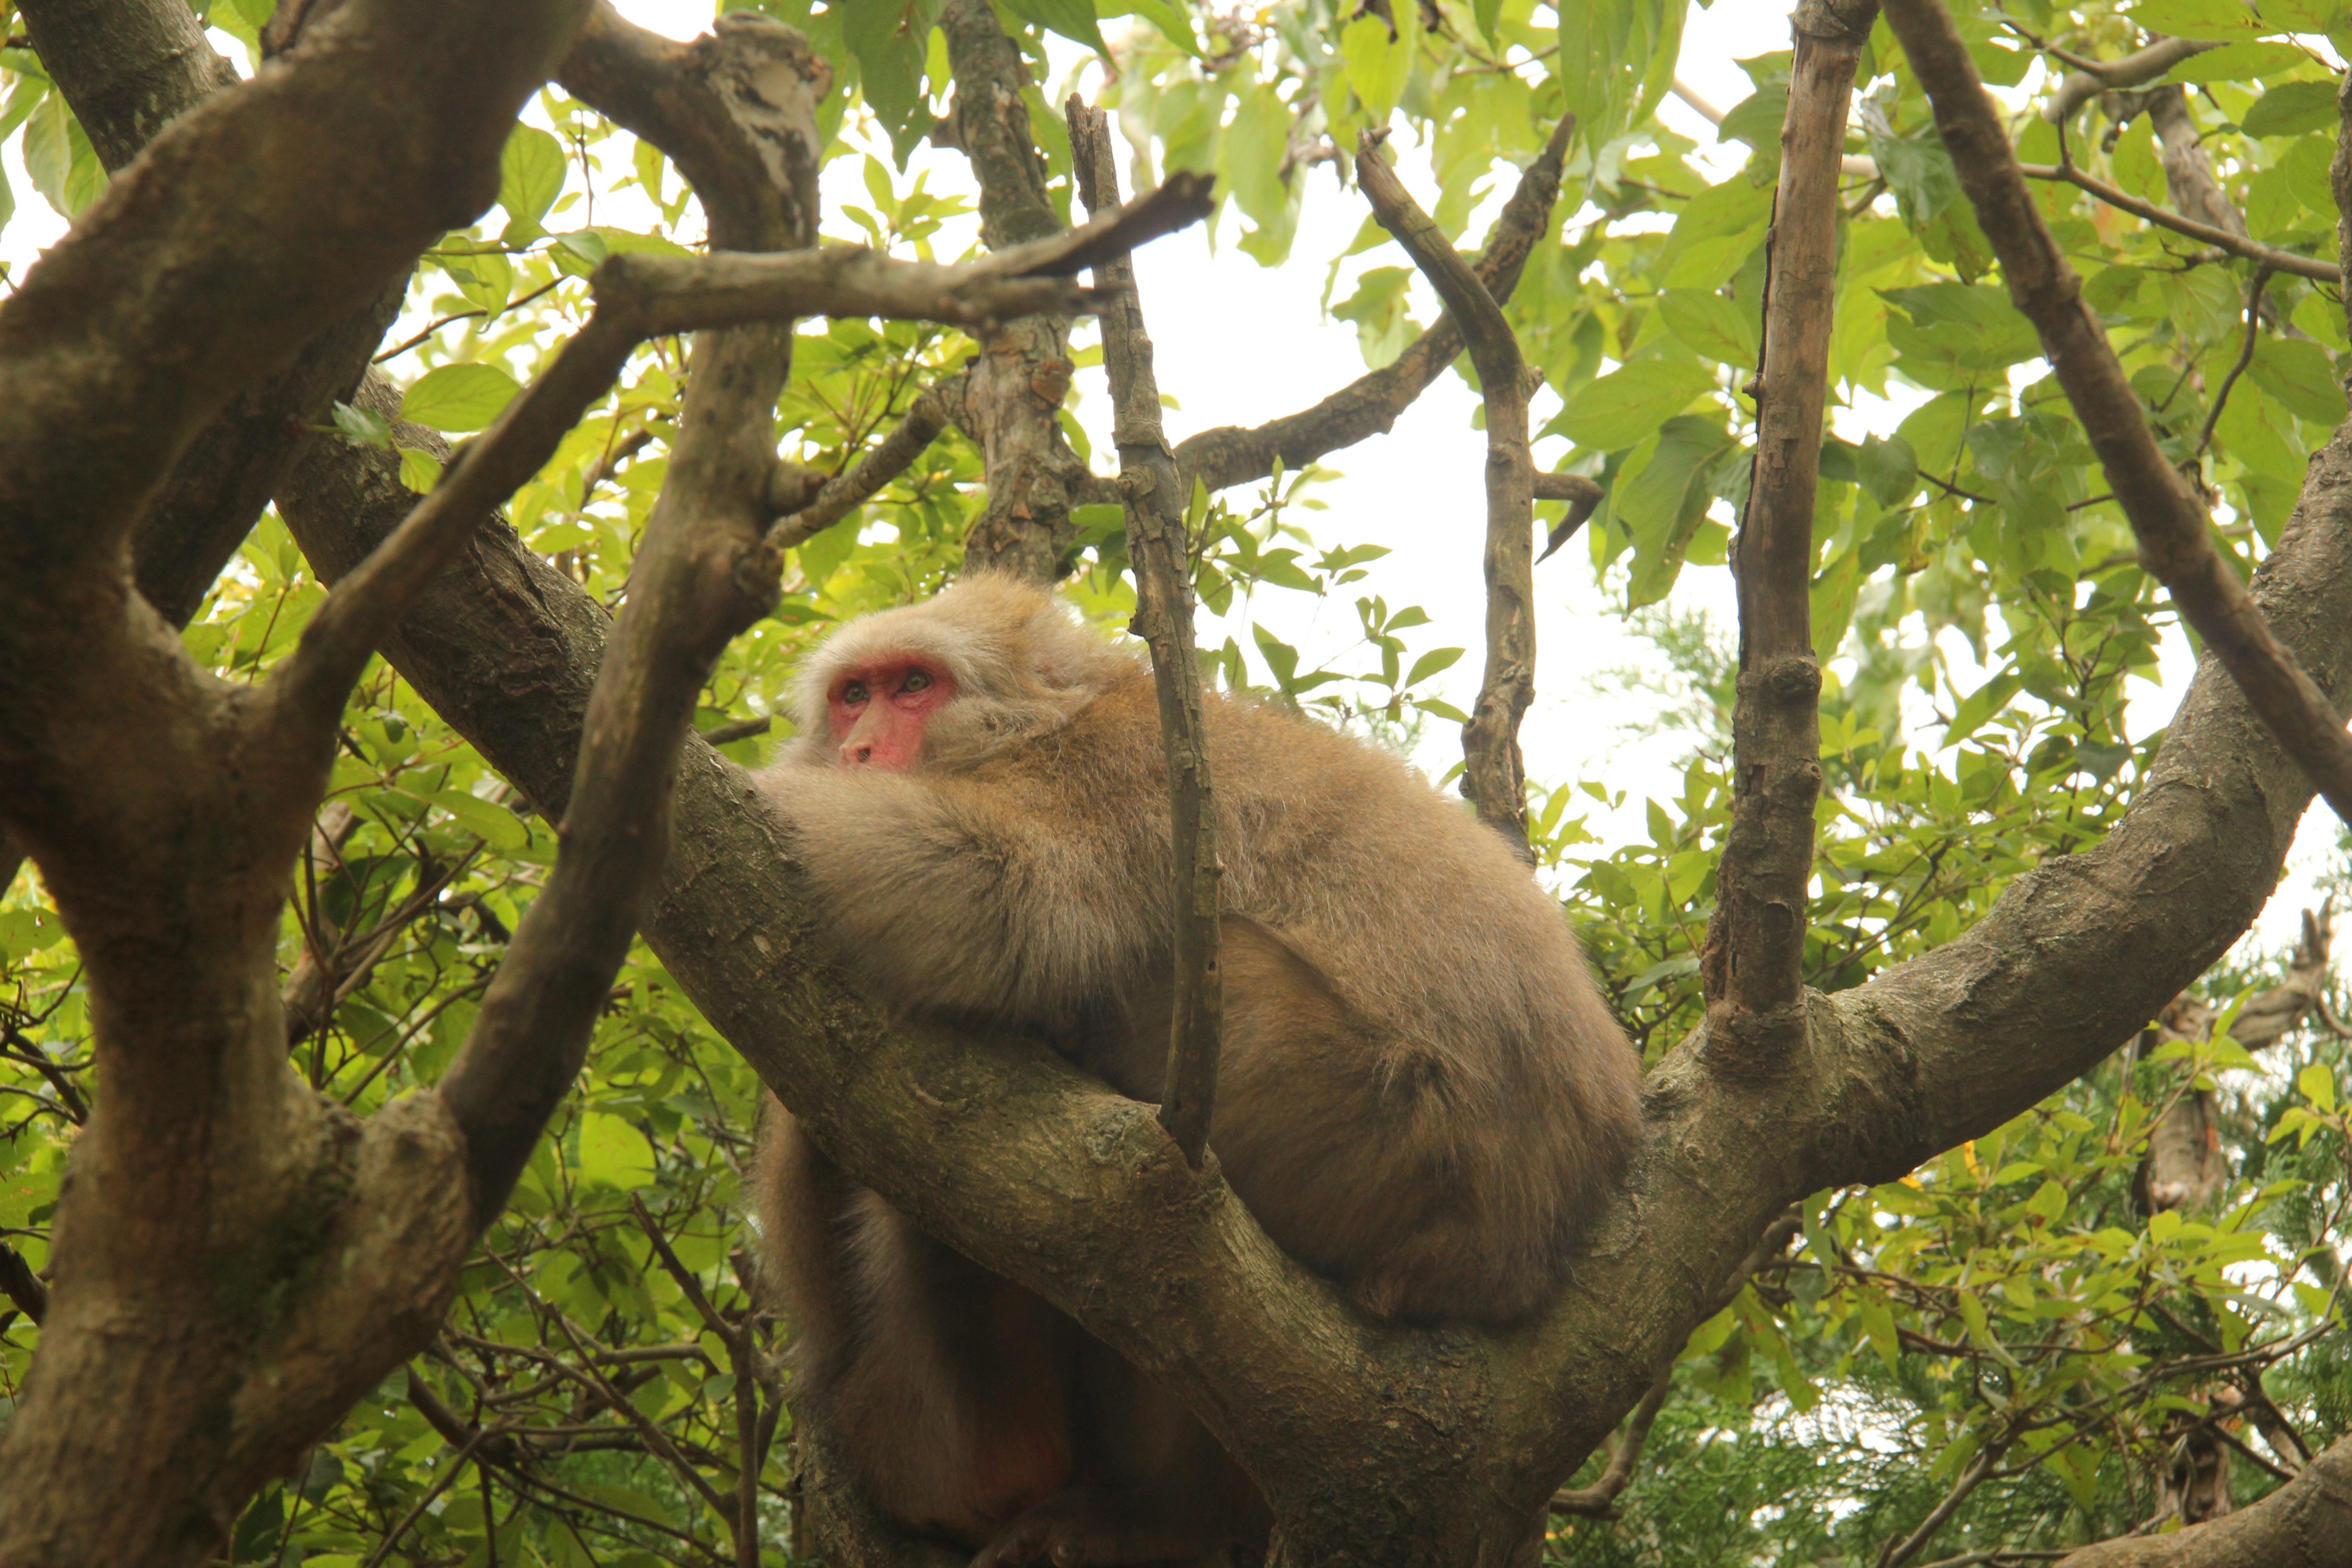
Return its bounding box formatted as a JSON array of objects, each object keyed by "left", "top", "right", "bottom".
[{"left": 6, "top": 0, "right": 2352, "bottom": 1563}]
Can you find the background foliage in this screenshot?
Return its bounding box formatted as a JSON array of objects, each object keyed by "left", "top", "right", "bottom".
[{"left": 0, "top": 0, "right": 2346, "bottom": 1563}]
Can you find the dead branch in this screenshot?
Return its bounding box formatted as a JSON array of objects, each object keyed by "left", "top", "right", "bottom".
[
  {"left": 1070, "top": 99, "right": 1226, "bottom": 1168},
  {"left": 1357, "top": 129, "right": 1539, "bottom": 849},
  {"left": 1174, "top": 112, "right": 1578, "bottom": 496},
  {"left": 1699, "top": 0, "right": 1872, "bottom": 1075},
  {"left": 1886, "top": 0, "right": 2352, "bottom": 828},
  {"left": 1535, "top": 472, "right": 1607, "bottom": 563}
]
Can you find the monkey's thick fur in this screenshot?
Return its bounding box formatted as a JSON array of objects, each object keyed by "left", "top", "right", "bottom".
[{"left": 750, "top": 575, "right": 1642, "bottom": 1563}]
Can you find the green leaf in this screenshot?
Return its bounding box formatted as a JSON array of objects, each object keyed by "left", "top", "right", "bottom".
[
  {"left": 398, "top": 447, "right": 444, "bottom": 495},
  {"left": 1859, "top": 433, "right": 1919, "bottom": 507},
  {"left": 1618, "top": 415, "right": 1736, "bottom": 607},
  {"left": 2127, "top": 0, "right": 2261, "bottom": 36},
  {"left": 1882, "top": 283, "right": 2042, "bottom": 388},
  {"left": 400, "top": 363, "right": 521, "bottom": 433},
  {"left": 1560, "top": 363, "right": 1716, "bottom": 452},
  {"left": 1222, "top": 83, "right": 1294, "bottom": 230},
  {"left": 499, "top": 125, "right": 566, "bottom": 239},
  {"left": 330, "top": 401, "right": 393, "bottom": 449},
  {"left": 2249, "top": 337, "right": 2347, "bottom": 426},
  {"left": 1658, "top": 290, "right": 1759, "bottom": 367},
  {"left": 20, "top": 91, "right": 72, "bottom": 216},
  {"left": 1404, "top": 647, "right": 1465, "bottom": 687},
  {"left": 1342, "top": 13, "right": 1414, "bottom": 123},
  {"left": 578, "top": 1112, "right": 658, "bottom": 1190},
  {"left": 429, "top": 789, "right": 529, "bottom": 851},
  {"left": 2169, "top": 40, "right": 2308, "bottom": 79},
  {"left": 2299, "top": 1063, "right": 2337, "bottom": 1112},
  {"left": 1810, "top": 547, "right": 1862, "bottom": 657},
  {"left": 2241, "top": 80, "right": 2340, "bottom": 137},
  {"left": 1001, "top": 0, "right": 1107, "bottom": 54}
]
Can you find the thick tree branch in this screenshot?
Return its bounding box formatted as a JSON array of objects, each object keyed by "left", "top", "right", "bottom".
[
  {"left": 2051, "top": 1433, "right": 2351, "bottom": 1566},
  {"left": 1548, "top": 1373, "right": 1669, "bottom": 1518},
  {"left": 1069, "top": 100, "right": 1225, "bottom": 1168},
  {"left": 1357, "top": 129, "right": 1539, "bottom": 849},
  {"left": 1174, "top": 111, "right": 1578, "bottom": 496},
  {"left": 1886, "top": 0, "right": 2352, "bottom": 826},
  {"left": 1698, "top": 0, "right": 1871, "bottom": 1076}
]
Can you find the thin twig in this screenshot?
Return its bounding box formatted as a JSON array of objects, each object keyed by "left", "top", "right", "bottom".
[
  {"left": 1069, "top": 99, "right": 1225, "bottom": 1168},
  {"left": 2195, "top": 266, "right": 2273, "bottom": 460},
  {"left": 2036, "top": 35, "right": 2222, "bottom": 124},
  {"left": 1357, "top": 127, "right": 1540, "bottom": 851},
  {"left": 1886, "top": 0, "right": 2352, "bottom": 828},
  {"left": 1878, "top": 1440, "right": 2009, "bottom": 1568},
  {"left": 2019, "top": 160, "right": 2337, "bottom": 281},
  {"left": 768, "top": 380, "right": 958, "bottom": 550}
]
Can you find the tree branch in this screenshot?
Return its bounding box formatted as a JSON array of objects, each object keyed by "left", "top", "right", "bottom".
[
  {"left": 1886, "top": 0, "right": 2352, "bottom": 827},
  {"left": 2019, "top": 159, "right": 2338, "bottom": 282},
  {"left": 1698, "top": 0, "right": 1871, "bottom": 1076},
  {"left": 1548, "top": 1373, "right": 1669, "bottom": 1517},
  {"left": 1357, "top": 129, "right": 1539, "bottom": 849},
  {"left": 2050, "top": 1433, "right": 2351, "bottom": 1567},
  {"left": 1174, "top": 111, "right": 1578, "bottom": 497},
  {"left": 268, "top": 189, "right": 1210, "bottom": 742},
  {"left": 2040, "top": 35, "right": 2221, "bottom": 125},
  {"left": 768, "top": 377, "right": 958, "bottom": 550},
  {"left": 1069, "top": 100, "right": 1225, "bottom": 1168}
]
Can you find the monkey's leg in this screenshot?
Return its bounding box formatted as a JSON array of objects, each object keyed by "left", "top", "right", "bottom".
[
  {"left": 756, "top": 1105, "right": 1085, "bottom": 1544},
  {"left": 969, "top": 1337, "right": 1268, "bottom": 1568}
]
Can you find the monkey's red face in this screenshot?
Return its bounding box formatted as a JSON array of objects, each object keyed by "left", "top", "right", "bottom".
[{"left": 828, "top": 658, "right": 957, "bottom": 769}]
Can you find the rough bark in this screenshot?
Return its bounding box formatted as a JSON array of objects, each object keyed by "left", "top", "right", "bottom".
[
  {"left": 940, "top": 0, "right": 1088, "bottom": 582},
  {"left": 0, "top": 3, "right": 592, "bottom": 1562},
  {"left": 1356, "top": 131, "right": 1539, "bottom": 849},
  {"left": 2054, "top": 1434, "right": 2351, "bottom": 1567},
  {"left": 1698, "top": 0, "right": 1873, "bottom": 1076}
]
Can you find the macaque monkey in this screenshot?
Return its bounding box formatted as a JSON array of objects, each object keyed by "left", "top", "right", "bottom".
[{"left": 750, "top": 574, "right": 1642, "bottom": 1566}]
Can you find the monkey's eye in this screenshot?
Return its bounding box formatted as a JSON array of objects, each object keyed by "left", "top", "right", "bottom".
[
  {"left": 840, "top": 678, "right": 869, "bottom": 706},
  {"left": 901, "top": 669, "right": 933, "bottom": 694}
]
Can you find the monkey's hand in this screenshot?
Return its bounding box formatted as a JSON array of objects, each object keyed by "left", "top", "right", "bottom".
[{"left": 970, "top": 1486, "right": 1235, "bottom": 1568}]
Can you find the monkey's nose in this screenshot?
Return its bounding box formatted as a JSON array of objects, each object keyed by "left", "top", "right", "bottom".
[{"left": 842, "top": 741, "right": 874, "bottom": 766}]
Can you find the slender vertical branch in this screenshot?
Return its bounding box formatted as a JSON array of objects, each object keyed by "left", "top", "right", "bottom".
[
  {"left": 1355, "top": 129, "right": 1542, "bottom": 851},
  {"left": 1698, "top": 0, "right": 1873, "bottom": 1074},
  {"left": 1067, "top": 99, "right": 1224, "bottom": 1167},
  {"left": 1886, "top": 0, "right": 2352, "bottom": 826}
]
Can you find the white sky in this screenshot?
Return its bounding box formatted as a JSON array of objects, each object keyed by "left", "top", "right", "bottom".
[{"left": 0, "top": 0, "right": 2331, "bottom": 956}]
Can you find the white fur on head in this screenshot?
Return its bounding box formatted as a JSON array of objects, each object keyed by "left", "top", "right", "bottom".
[{"left": 784, "top": 574, "right": 1139, "bottom": 768}]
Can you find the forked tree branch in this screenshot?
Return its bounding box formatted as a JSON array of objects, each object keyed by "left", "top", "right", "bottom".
[
  {"left": 1069, "top": 99, "right": 1225, "bottom": 1167},
  {"left": 1698, "top": 0, "right": 1872, "bottom": 1074},
  {"left": 2038, "top": 34, "right": 2220, "bottom": 125},
  {"left": 1886, "top": 0, "right": 2352, "bottom": 827},
  {"left": 1174, "top": 112, "right": 1578, "bottom": 496},
  {"left": 269, "top": 188, "right": 1210, "bottom": 738},
  {"left": 1357, "top": 129, "right": 1539, "bottom": 850}
]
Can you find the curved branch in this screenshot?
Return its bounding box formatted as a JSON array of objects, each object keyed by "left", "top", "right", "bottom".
[
  {"left": 2041, "top": 35, "right": 2222, "bottom": 125},
  {"left": 2020, "top": 159, "right": 2338, "bottom": 282},
  {"left": 1888, "top": 0, "right": 2352, "bottom": 825},
  {"left": 1357, "top": 129, "right": 1538, "bottom": 848},
  {"left": 1174, "top": 111, "right": 1577, "bottom": 496}
]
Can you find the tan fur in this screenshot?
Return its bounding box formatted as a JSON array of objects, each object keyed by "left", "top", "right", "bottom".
[{"left": 751, "top": 576, "right": 1642, "bottom": 1564}]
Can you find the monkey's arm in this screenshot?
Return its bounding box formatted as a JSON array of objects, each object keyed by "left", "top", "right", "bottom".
[{"left": 755, "top": 764, "right": 1166, "bottom": 1023}]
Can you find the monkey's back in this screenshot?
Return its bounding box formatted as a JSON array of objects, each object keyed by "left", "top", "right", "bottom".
[{"left": 1005, "top": 672, "right": 1644, "bottom": 1324}]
